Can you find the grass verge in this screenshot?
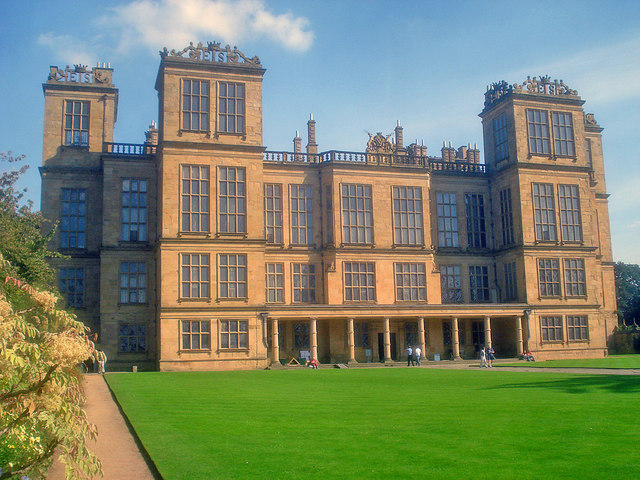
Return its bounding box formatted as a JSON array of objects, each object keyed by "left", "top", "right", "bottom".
[{"left": 497, "top": 354, "right": 640, "bottom": 369}]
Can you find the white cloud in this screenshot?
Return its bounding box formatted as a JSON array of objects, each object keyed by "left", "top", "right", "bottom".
[
  {"left": 37, "top": 33, "right": 95, "bottom": 66},
  {"left": 102, "top": 0, "right": 313, "bottom": 54}
]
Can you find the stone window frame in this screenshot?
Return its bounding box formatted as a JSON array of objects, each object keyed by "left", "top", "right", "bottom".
[
  {"left": 504, "top": 261, "right": 518, "bottom": 301},
  {"left": 121, "top": 179, "right": 148, "bottom": 242},
  {"left": 324, "top": 185, "right": 333, "bottom": 244},
  {"left": 343, "top": 262, "right": 376, "bottom": 303},
  {"left": 493, "top": 112, "right": 509, "bottom": 162},
  {"left": 558, "top": 184, "right": 583, "bottom": 243},
  {"left": 465, "top": 193, "right": 487, "bottom": 248},
  {"left": 532, "top": 183, "right": 557, "bottom": 242},
  {"left": 218, "top": 254, "right": 247, "bottom": 300},
  {"left": 265, "top": 262, "right": 284, "bottom": 304},
  {"left": 180, "top": 320, "right": 211, "bottom": 351},
  {"left": 567, "top": 315, "right": 589, "bottom": 342},
  {"left": 472, "top": 320, "right": 485, "bottom": 347},
  {"left": 218, "top": 166, "right": 246, "bottom": 234},
  {"left": 537, "top": 258, "right": 561, "bottom": 298},
  {"left": 181, "top": 78, "right": 210, "bottom": 132},
  {"left": 526, "top": 109, "right": 551, "bottom": 155},
  {"left": 180, "top": 165, "right": 210, "bottom": 233},
  {"left": 354, "top": 321, "right": 370, "bottom": 348},
  {"left": 340, "top": 183, "right": 374, "bottom": 245},
  {"left": 119, "top": 262, "right": 147, "bottom": 304},
  {"left": 405, "top": 322, "right": 419, "bottom": 348},
  {"left": 394, "top": 262, "right": 426, "bottom": 302},
  {"left": 440, "top": 265, "right": 463, "bottom": 304},
  {"left": 217, "top": 82, "right": 245, "bottom": 135},
  {"left": 499, "top": 187, "right": 515, "bottom": 246},
  {"left": 292, "top": 263, "right": 316, "bottom": 303},
  {"left": 264, "top": 183, "right": 283, "bottom": 244},
  {"left": 118, "top": 324, "right": 147, "bottom": 353},
  {"left": 60, "top": 188, "right": 86, "bottom": 249},
  {"left": 551, "top": 111, "right": 575, "bottom": 157},
  {"left": 563, "top": 258, "right": 586, "bottom": 297},
  {"left": 294, "top": 322, "right": 310, "bottom": 349},
  {"left": 219, "top": 319, "right": 249, "bottom": 350},
  {"left": 289, "top": 185, "right": 314, "bottom": 246},
  {"left": 469, "top": 265, "right": 490, "bottom": 303},
  {"left": 392, "top": 186, "right": 424, "bottom": 246},
  {"left": 540, "top": 316, "right": 563, "bottom": 342},
  {"left": 63, "top": 100, "right": 90, "bottom": 147},
  {"left": 436, "top": 192, "right": 459, "bottom": 248},
  {"left": 59, "top": 267, "right": 84, "bottom": 308},
  {"left": 180, "top": 253, "right": 210, "bottom": 300}
]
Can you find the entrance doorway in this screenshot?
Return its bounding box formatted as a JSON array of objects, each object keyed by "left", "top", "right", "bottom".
[{"left": 377, "top": 332, "right": 397, "bottom": 361}]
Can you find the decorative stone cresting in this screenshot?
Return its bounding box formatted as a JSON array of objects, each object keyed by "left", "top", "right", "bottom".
[
  {"left": 47, "top": 64, "right": 113, "bottom": 86},
  {"left": 484, "top": 75, "right": 578, "bottom": 108},
  {"left": 159, "top": 41, "right": 261, "bottom": 67}
]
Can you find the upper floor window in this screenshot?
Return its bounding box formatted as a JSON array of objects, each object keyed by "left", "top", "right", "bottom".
[
  {"left": 527, "top": 109, "right": 550, "bottom": 155},
  {"left": 552, "top": 112, "right": 575, "bottom": 156},
  {"left": 182, "top": 79, "right": 209, "bottom": 131},
  {"left": 292, "top": 264, "right": 316, "bottom": 303},
  {"left": 181, "top": 253, "right": 210, "bottom": 299},
  {"left": 219, "top": 254, "right": 247, "bottom": 299},
  {"left": 119, "top": 324, "right": 146, "bottom": 353},
  {"left": 499, "top": 188, "right": 514, "bottom": 246},
  {"left": 585, "top": 138, "right": 593, "bottom": 169},
  {"left": 465, "top": 193, "right": 487, "bottom": 248},
  {"left": 537, "top": 258, "right": 561, "bottom": 297},
  {"left": 504, "top": 262, "right": 517, "bottom": 301},
  {"left": 344, "top": 262, "right": 376, "bottom": 302},
  {"left": 325, "top": 185, "right": 333, "bottom": 244},
  {"left": 290, "top": 185, "right": 313, "bottom": 245},
  {"left": 219, "top": 167, "right": 246, "bottom": 233},
  {"left": 341, "top": 184, "right": 373, "bottom": 244},
  {"left": 564, "top": 258, "right": 586, "bottom": 296},
  {"left": 436, "top": 192, "right": 458, "bottom": 247},
  {"left": 264, "top": 184, "right": 282, "bottom": 244},
  {"left": 532, "top": 183, "right": 557, "bottom": 241},
  {"left": 61, "top": 189, "right": 86, "bottom": 249},
  {"left": 181, "top": 165, "right": 209, "bottom": 232},
  {"left": 121, "top": 179, "right": 147, "bottom": 242},
  {"left": 540, "top": 316, "right": 563, "bottom": 342},
  {"left": 265, "top": 263, "right": 284, "bottom": 303},
  {"left": 469, "top": 265, "right": 490, "bottom": 303},
  {"left": 558, "top": 184, "right": 582, "bottom": 242},
  {"left": 440, "top": 265, "right": 462, "bottom": 304},
  {"left": 493, "top": 113, "right": 508, "bottom": 162},
  {"left": 120, "top": 262, "right": 146, "bottom": 304},
  {"left": 64, "top": 100, "right": 89, "bottom": 146},
  {"left": 393, "top": 186, "right": 424, "bottom": 245},
  {"left": 60, "top": 268, "right": 84, "bottom": 307},
  {"left": 218, "top": 82, "right": 245, "bottom": 134},
  {"left": 220, "top": 320, "right": 248, "bottom": 349},
  {"left": 395, "top": 263, "right": 426, "bottom": 302},
  {"left": 181, "top": 320, "right": 210, "bottom": 350}
]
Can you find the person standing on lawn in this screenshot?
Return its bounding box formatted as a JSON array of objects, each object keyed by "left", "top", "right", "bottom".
[
  {"left": 487, "top": 346, "right": 495, "bottom": 367},
  {"left": 479, "top": 347, "right": 487, "bottom": 368},
  {"left": 414, "top": 346, "right": 422, "bottom": 366},
  {"left": 406, "top": 345, "right": 414, "bottom": 366}
]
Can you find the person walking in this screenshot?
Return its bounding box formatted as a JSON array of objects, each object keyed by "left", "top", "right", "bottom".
[
  {"left": 486, "top": 346, "right": 495, "bottom": 367},
  {"left": 414, "top": 346, "right": 422, "bottom": 366},
  {"left": 406, "top": 345, "right": 414, "bottom": 366},
  {"left": 479, "top": 347, "right": 487, "bottom": 368}
]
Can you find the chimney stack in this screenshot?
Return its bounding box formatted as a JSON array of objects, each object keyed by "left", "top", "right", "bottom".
[
  {"left": 293, "top": 130, "right": 302, "bottom": 154},
  {"left": 144, "top": 121, "right": 158, "bottom": 145},
  {"left": 394, "top": 120, "right": 403, "bottom": 151},
  {"left": 306, "top": 114, "right": 318, "bottom": 155}
]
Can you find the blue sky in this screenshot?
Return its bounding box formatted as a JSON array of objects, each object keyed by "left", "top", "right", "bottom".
[{"left": 1, "top": 0, "right": 639, "bottom": 262}]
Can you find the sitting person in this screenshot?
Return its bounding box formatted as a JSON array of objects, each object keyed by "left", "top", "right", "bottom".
[{"left": 309, "top": 358, "right": 319, "bottom": 369}]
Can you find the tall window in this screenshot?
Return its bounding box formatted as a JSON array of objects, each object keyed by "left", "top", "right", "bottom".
[
  {"left": 60, "top": 189, "right": 86, "bottom": 248},
  {"left": 219, "top": 254, "right": 247, "bottom": 299},
  {"left": 264, "top": 184, "right": 282, "bottom": 244},
  {"left": 181, "top": 320, "right": 211, "bottom": 350},
  {"left": 527, "top": 109, "right": 550, "bottom": 154},
  {"left": 60, "top": 268, "right": 83, "bottom": 307},
  {"left": 393, "top": 186, "right": 424, "bottom": 245},
  {"left": 290, "top": 185, "right": 313, "bottom": 245},
  {"left": 220, "top": 320, "right": 248, "bottom": 349},
  {"left": 533, "top": 183, "right": 557, "bottom": 241},
  {"left": 121, "top": 179, "right": 147, "bottom": 242},
  {"left": 469, "top": 265, "right": 490, "bottom": 303},
  {"left": 440, "top": 265, "right": 462, "bottom": 304},
  {"left": 181, "top": 165, "right": 209, "bottom": 232},
  {"left": 354, "top": 322, "right": 370, "bottom": 348},
  {"left": 585, "top": 138, "right": 593, "bottom": 169},
  {"left": 442, "top": 321, "right": 452, "bottom": 346},
  {"left": 436, "top": 193, "right": 458, "bottom": 247},
  {"left": 558, "top": 184, "right": 582, "bottom": 242},
  {"left": 325, "top": 185, "right": 333, "bottom": 244},
  {"left": 564, "top": 258, "right": 586, "bottom": 296},
  {"left": 504, "top": 262, "right": 517, "bottom": 301},
  {"left": 499, "top": 188, "right": 514, "bottom": 246},
  {"left": 493, "top": 113, "right": 508, "bottom": 162},
  {"left": 395, "top": 263, "right": 426, "bottom": 302},
  {"left": 344, "top": 262, "right": 376, "bottom": 302},
  {"left": 64, "top": 100, "right": 89, "bottom": 146},
  {"left": 181, "top": 254, "right": 210, "bottom": 298},
  {"left": 182, "top": 79, "right": 209, "bottom": 131},
  {"left": 119, "top": 325, "right": 146, "bottom": 353},
  {"left": 540, "top": 316, "right": 563, "bottom": 342},
  {"left": 120, "top": 262, "right": 146, "bottom": 304},
  {"left": 472, "top": 321, "right": 485, "bottom": 346},
  {"left": 219, "top": 167, "right": 246, "bottom": 233},
  {"left": 294, "top": 323, "right": 310, "bottom": 349},
  {"left": 552, "top": 112, "right": 575, "bottom": 156},
  {"left": 218, "top": 82, "right": 245, "bottom": 134},
  {"left": 265, "top": 263, "right": 284, "bottom": 303},
  {"left": 341, "top": 184, "right": 373, "bottom": 244},
  {"left": 567, "top": 316, "right": 589, "bottom": 341},
  {"left": 465, "top": 193, "right": 487, "bottom": 248},
  {"left": 292, "top": 264, "right": 316, "bottom": 303},
  {"left": 405, "top": 322, "right": 419, "bottom": 347},
  {"left": 537, "top": 258, "right": 561, "bottom": 297}
]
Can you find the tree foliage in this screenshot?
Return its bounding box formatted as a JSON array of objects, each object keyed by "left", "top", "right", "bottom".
[
  {"left": 0, "top": 153, "right": 102, "bottom": 479},
  {"left": 614, "top": 261, "right": 640, "bottom": 326}
]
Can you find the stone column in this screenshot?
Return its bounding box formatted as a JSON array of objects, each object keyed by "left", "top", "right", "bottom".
[
  {"left": 347, "top": 318, "right": 356, "bottom": 364},
  {"left": 484, "top": 316, "right": 492, "bottom": 348},
  {"left": 516, "top": 316, "right": 524, "bottom": 356},
  {"left": 418, "top": 317, "right": 426, "bottom": 358},
  {"left": 383, "top": 317, "right": 391, "bottom": 362},
  {"left": 310, "top": 317, "right": 318, "bottom": 361},
  {"left": 452, "top": 317, "right": 461, "bottom": 359},
  {"left": 271, "top": 318, "right": 280, "bottom": 366}
]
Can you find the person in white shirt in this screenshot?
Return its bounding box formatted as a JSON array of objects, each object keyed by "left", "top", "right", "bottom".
[
  {"left": 414, "top": 346, "right": 422, "bottom": 366},
  {"left": 479, "top": 347, "right": 487, "bottom": 368},
  {"left": 406, "top": 346, "right": 414, "bottom": 366}
]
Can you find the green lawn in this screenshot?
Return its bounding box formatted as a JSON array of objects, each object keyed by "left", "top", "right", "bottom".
[
  {"left": 106, "top": 369, "right": 640, "bottom": 480},
  {"left": 497, "top": 354, "right": 640, "bottom": 369}
]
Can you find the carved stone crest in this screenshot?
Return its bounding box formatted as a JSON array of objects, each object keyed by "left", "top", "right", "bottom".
[
  {"left": 366, "top": 132, "right": 394, "bottom": 154},
  {"left": 159, "top": 41, "right": 261, "bottom": 67}
]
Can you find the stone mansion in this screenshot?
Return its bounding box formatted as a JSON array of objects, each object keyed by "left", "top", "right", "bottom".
[{"left": 40, "top": 42, "right": 617, "bottom": 370}]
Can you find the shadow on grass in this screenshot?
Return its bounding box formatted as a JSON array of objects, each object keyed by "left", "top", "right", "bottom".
[{"left": 492, "top": 374, "right": 640, "bottom": 394}]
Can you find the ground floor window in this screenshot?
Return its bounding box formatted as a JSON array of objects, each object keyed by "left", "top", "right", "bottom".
[
  {"left": 119, "top": 324, "right": 146, "bottom": 352},
  {"left": 181, "top": 320, "right": 211, "bottom": 350},
  {"left": 294, "top": 322, "right": 309, "bottom": 349},
  {"left": 405, "top": 322, "right": 419, "bottom": 347},
  {"left": 354, "top": 322, "right": 370, "bottom": 347},
  {"left": 540, "top": 316, "right": 563, "bottom": 342},
  {"left": 60, "top": 268, "right": 84, "bottom": 307},
  {"left": 220, "top": 320, "right": 248, "bottom": 349},
  {"left": 472, "top": 321, "right": 485, "bottom": 346},
  {"left": 567, "top": 315, "right": 589, "bottom": 341}
]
